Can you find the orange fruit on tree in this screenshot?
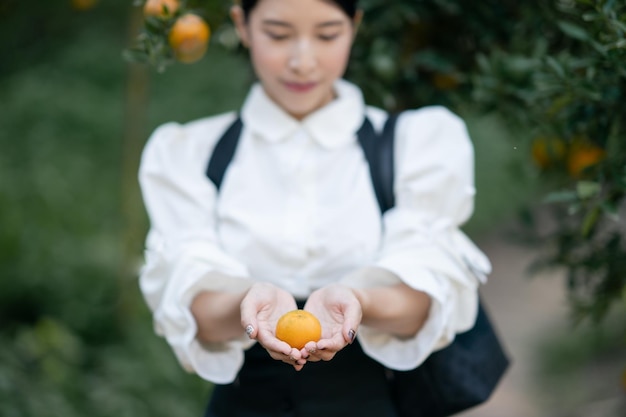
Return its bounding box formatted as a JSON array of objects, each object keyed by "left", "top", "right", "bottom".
[
  {"left": 168, "top": 13, "right": 211, "bottom": 64},
  {"left": 275, "top": 310, "right": 322, "bottom": 350},
  {"left": 531, "top": 136, "right": 566, "bottom": 169},
  {"left": 72, "top": 0, "right": 98, "bottom": 10},
  {"left": 432, "top": 73, "right": 460, "bottom": 91},
  {"left": 566, "top": 137, "right": 606, "bottom": 178},
  {"left": 143, "top": 0, "right": 180, "bottom": 18}
]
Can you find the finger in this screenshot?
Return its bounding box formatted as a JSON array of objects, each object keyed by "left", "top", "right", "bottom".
[
  {"left": 258, "top": 330, "right": 293, "bottom": 357},
  {"left": 304, "top": 352, "right": 322, "bottom": 362},
  {"left": 344, "top": 327, "right": 357, "bottom": 345},
  {"left": 312, "top": 347, "right": 336, "bottom": 362},
  {"left": 311, "top": 336, "right": 344, "bottom": 362},
  {"left": 301, "top": 342, "right": 316, "bottom": 357},
  {"left": 301, "top": 342, "right": 322, "bottom": 362},
  {"left": 341, "top": 304, "right": 361, "bottom": 345},
  {"left": 285, "top": 354, "right": 305, "bottom": 370},
  {"left": 244, "top": 324, "right": 256, "bottom": 339},
  {"left": 316, "top": 330, "right": 347, "bottom": 352},
  {"left": 271, "top": 349, "right": 305, "bottom": 367},
  {"left": 240, "top": 304, "right": 259, "bottom": 340}
]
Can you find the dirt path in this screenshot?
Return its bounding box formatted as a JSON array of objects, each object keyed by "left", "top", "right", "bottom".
[{"left": 457, "top": 227, "right": 571, "bottom": 417}]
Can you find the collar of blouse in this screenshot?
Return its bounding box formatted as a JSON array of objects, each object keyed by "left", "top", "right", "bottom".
[{"left": 240, "top": 79, "right": 366, "bottom": 150}]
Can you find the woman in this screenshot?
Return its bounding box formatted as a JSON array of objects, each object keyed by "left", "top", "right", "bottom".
[{"left": 138, "top": 0, "right": 492, "bottom": 415}]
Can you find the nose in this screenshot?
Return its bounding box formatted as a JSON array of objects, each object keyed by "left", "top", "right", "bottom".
[{"left": 288, "top": 39, "right": 316, "bottom": 74}]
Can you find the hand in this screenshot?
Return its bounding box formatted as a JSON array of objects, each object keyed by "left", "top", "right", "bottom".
[
  {"left": 240, "top": 282, "right": 305, "bottom": 370},
  {"left": 301, "top": 283, "right": 362, "bottom": 362}
]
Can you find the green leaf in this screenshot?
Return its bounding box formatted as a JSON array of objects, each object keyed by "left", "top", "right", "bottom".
[
  {"left": 413, "top": 49, "right": 455, "bottom": 72},
  {"left": 544, "top": 190, "right": 578, "bottom": 203},
  {"left": 546, "top": 56, "right": 566, "bottom": 78},
  {"left": 602, "top": 0, "right": 619, "bottom": 14},
  {"left": 144, "top": 15, "right": 171, "bottom": 33},
  {"left": 601, "top": 202, "right": 620, "bottom": 221},
  {"left": 610, "top": 19, "right": 626, "bottom": 34},
  {"left": 546, "top": 94, "right": 573, "bottom": 116},
  {"left": 581, "top": 205, "right": 601, "bottom": 237},
  {"left": 476, "top": 53, "right": 491, "bottom": 73},
  {"left": 582, "top": 11, "right": 599, "bottom": 22},
  {"left": 576, "top": 181, "right": 601, "bottom": 199},
  {"left": 609, "top": 39, "right": 626, "bottom": 50},
  {"left": 558, "top": 20, "right": 591, "bottom": 42},
  {"left": 121, "top": 48, "right": 149, "bottom": 63}
]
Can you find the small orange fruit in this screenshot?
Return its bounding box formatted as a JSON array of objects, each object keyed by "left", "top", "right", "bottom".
[
  {"left": 531, "top": 136, "right": 566, "bottom": 169},
  {"left": 72, "top": 0, "right": 98, "bottom": 10},
  {"left": 168, "top": 13, "right": 211, "bottom": 64},
  {"left": 275, "top": 310, "right": 322, "bottom": 350},
  {"left": 567, "top": 137, "right": 606, "bottom": 178},
  {"left": 143, "top": 0, "right": 179, "bottom": 18},
  {"left": 432, "top": 73, "right": 460, "bottom": 91}
]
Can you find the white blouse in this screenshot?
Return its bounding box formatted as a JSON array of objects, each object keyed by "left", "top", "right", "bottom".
[{"left": 138, "top": 79, "right": 491, "bottom": 384}]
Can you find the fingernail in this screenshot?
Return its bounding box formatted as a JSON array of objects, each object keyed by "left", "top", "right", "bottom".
[
  {"left": 307, "top": 348, "right": 316, "bottom": 354},
  {"left": 245, "top": 325, "right": 254, "bottom": 338},
  {"left": 348, "top": 329, "right": 356, "bottom": 343}
]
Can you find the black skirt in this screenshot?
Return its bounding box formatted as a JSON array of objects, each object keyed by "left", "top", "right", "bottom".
[{"left": 204, "top": 338, "right": 401, "bottom": 417}]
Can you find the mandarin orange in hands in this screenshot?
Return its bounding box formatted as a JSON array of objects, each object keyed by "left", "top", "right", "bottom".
[
  {"left": 275, "top": 310, "right": 322, "bottom": 350},
  {"left": 168, "top": 13, "right": 211, "bottom": 64},
  {"left": 143, "top": 0, "right": 180, "bottom": 17}
]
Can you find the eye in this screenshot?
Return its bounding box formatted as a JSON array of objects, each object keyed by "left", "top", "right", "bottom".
[
  {"left": 318, "top": 33, "right": 340, "bottom": 42},
  {"left": 265, "top": 31, "right": 290, "bottom": 41}
]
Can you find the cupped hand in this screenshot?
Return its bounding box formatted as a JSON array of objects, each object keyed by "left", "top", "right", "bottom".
[
  {"left": 301, "top": 283, "right": 362, "bottom": 362},
  {"left": 240, "top": 282, "right": 305, "bottom": 370}
]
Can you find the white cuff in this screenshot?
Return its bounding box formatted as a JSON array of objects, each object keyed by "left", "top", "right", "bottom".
[
  {"left": 357, "top": 294, "right": 446, "bottom": 371},
  {"left": 141, "top": 236, "right": 255, "bottom": 383}
]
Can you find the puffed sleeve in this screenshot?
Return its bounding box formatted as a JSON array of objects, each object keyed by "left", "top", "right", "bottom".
[
  {"left": 350, "top": 106, "right": 491, "bottom": 371},
  {"left": 138, "top": 115, "right": 255, "bottom": 384}
]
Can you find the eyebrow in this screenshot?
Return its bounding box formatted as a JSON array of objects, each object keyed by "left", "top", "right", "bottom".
[{"left": 261, "top": 19, "right": 346, "bottom": 29}]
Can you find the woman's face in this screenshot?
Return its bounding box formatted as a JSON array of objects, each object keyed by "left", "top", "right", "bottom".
[{"left": 232, "top": 0, "right": 357, "bottom": 120}]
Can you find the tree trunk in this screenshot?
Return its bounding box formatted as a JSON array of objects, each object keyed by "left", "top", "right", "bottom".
[{"left": 118, "top": 3, "right": 150, "bottom": 324}]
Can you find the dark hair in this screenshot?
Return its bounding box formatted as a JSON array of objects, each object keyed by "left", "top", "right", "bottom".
[{"left": 240, "top": 0, "right": 358, "bottom": 19}]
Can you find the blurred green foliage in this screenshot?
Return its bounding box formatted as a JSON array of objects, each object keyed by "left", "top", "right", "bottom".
[
  {"left": 468, "top": 0, "right": 626, "bottom": 325},
  {"left": 0, "top": 1, "right": 248, "bottom": 415}
]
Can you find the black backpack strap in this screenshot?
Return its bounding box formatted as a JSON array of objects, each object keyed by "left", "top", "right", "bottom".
[
  {"left": 206, "top": 116, "right": 243, "bottom": 191},
  {"left": 206, "top": 113, "right": 400, "bottom": 212},
  {"left": 357, "top": 113, "right": 399, "bottom": 214}
]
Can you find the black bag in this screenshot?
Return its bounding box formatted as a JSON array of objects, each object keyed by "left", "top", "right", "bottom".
[{"left": 207, "top": 113, "right": 510, "bottom": 417}]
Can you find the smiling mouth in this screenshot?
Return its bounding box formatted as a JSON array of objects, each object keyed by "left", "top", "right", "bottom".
[{"left": 283, "top": 81, "right": 317, "bottom": 93}]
